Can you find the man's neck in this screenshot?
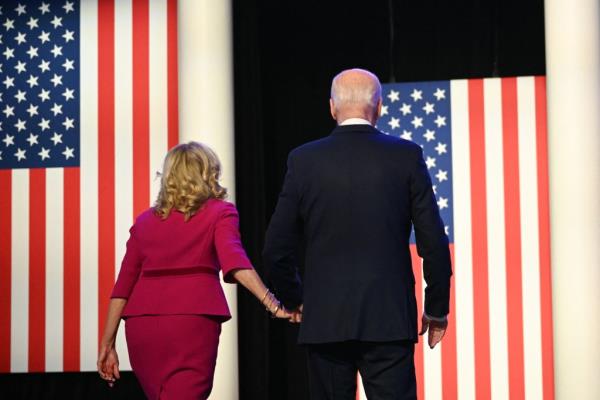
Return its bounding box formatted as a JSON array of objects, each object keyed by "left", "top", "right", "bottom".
[{"left": 338, "top": 117, "right": 372, "bottom": 126}]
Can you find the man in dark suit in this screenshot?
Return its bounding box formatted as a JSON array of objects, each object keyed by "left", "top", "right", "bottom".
[{"left": 263, "top": 68, "right": 452, "bottom": 400}]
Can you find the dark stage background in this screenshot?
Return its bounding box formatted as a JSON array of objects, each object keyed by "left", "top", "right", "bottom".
[
  {"left": 0, "top": 0, "right": 545, "bottom": 399},
  {"left": 232, "top": 1, "right": 545, "bottom": 400}
]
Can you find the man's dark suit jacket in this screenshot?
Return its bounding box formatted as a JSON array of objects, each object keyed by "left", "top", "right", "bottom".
[{"left": 263, "top": 124, "right": 452, "bottom": 344}]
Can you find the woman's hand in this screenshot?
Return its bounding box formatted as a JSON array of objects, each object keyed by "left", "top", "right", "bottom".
[{"left": 97, "top": 342, "right": 121, "bottom": 387}]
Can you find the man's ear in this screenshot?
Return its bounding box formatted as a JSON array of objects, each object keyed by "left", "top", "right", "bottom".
[
  {"left": 376, "top": 98, "right": 383, "bottom": 118},
  {"left": 329, "top": 98, "right": 337, "bottom": 121}
]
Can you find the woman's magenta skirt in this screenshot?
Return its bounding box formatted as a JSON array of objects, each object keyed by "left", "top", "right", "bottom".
[{"left": 125, "top": 314, "right": 221, "bottom": 400}]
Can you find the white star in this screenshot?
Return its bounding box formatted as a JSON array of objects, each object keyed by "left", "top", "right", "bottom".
[
  {"left": 14, "top": 119, "right": 26, "bottom": 132},
  {"left": 411, "top": 116, "right": 423, "bottom": 129},
  {"left": 425, "top": 156, "right": 436, "bottom": 169},
  {"left": 38, "top": 147, "right": 50, "bottom": 160},
  {"left": 2, "top": 75, "right": 14, "bottom": 89},
  {"left": 62, "top": 58, "right": 74, "bottom": 71},
  {"left": 0, "top": 34, "right": 2, "bottom": 44},
  {"left": 26, "top": 133, "right": 38, "bottom": 146},
  {"left": 3, "top": 47, "right": 14, "bottom": 60},
  {"left": 62, "top": 29, "right": 74, "bottom": 42},
  {"left": 39, "top": 118, "right": 50, "bottom": 131},
  {"left": 62, "top": 117, "right": 74, "bottom": 130},
  {"left": 433, "top": 88, "right": 446, "bottom": 101},
  {"left": 410, "top": 89, "right": 423, "bottom": 102},
  {"left": 14, "top": 147, "right": 26, "bottom": 161},
  {"left": 422, "top": 102, "right": 435, "bottom": 114},
  {"left": 63, "top": 2, "right": 75, "bottom": 13},
  {"left": 434, "top": 115, "right": 447, "bottom": 128},
  {"left": 387, "top": 89, "right": 399, "bottom": 103},
  {"left": 400, "top": 130, "right": 412, "bottom": 141},
  {"left": 26, "top": 17, "right": 39, "bottom": 30},
  {"left": 435, "top": 169, "right": 448, "bottom": 182},
  {"left": 2, "top": 105, "right": 14, "bottom": 118},
  {"left": 26, "top": 103, "right": 38, "bottom": 117},
  {"left": 39, "top": 2, "right": 51, "bottom": 15},
  {"left": 15, "top": 3, "right": 27, "bottom": 16},
  {"left": 50, "top": 73, "right": 62, "bottom": 86},
  {"left": 423, "top": 129, "right": 436, "bottom": 142},
  {"left": 50, "top": 132, "right": 62, "bottom": 145},
  {"left": 380, "top": 105, "right": 388, "bottom": 116},
  {"left": 38, "top": 59, "right": 50, "bottom": 73},
  {"left": 400, "top": 103, "right": 412, "bottom": 115},
  {"left": 14, "top": 32, "right": 26, "bottom": 45},
  {"left": 38, "top": 31, "right": 50, "bottom": 44},
  {"left": 3, "top": 18, "right": 15, "bottom": 31},
  {"left": 50, "top": 16, "right": 63, "bottom": 29},
  {"left": 50, "top": 44, "right": 62, "bottom": 58},
  {"left": 2, "top": 134, "right": 14, "bottom": 147},
  {"left": 50, "top": 103, "right": 62, "bottom": 116},
  {"left": 444, "top": 225, "right": 449, "bottom": 235},
  {"left": 0, "top": 151, "right": 2, "bottom": 160},
  {"left": 62, "top": 87, "right": 74, "bottom": 101},
  {"left": 26, "top": 74, "right": 38, "bottom": 88},
  {"left": 0, "top": 63, "right": 2, "bottom": 73},
  {"left": 387, "top": 116, "right": 400, "bottom": 129},
  {"left": 38, "top": 88, "right": 50, "bottom": 102},
  {"left": 435, "top": 142, "right": 447, "bottom": 155},
  {"left": 62, "top": 146, "right": 74, "bottom": 159},
  {"left": 26, "top": 45, "right": 38, "bottom": 58},
  {"left": 14, "top": 60, "right": 26, "bottom": 74},
  {"left": 14, "top": 90, "right": 26, "bottom": 103},
  {"left": 432, "top": 185, "right": 437, "bottom": 194},
  {"left": 437, "top": 197, "right": 449, "bottom": 210}
]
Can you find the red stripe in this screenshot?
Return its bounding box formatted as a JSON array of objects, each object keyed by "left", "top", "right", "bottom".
[
  {"left": 0, "top": 170, "right": 11, "bottom": 372},
  {"left": 63, "top": 167, "right": 80, "bottom": 371},
  {"left": 29, "top": 169, "right": 46, "bottom": 372},
  {"left": 535, "top": 76, "right": 555, "bottom": 400},
  {"left": 410, "top": 244, "right": 424, "bottom": 400},
  {"left": 441, "top": 244, "right": 457, "bottom": 400},
  {"left": 467, "top": 79, "right": 491, "bottom": 399},
  {"left": 133, "top": 0, "right": 150, "bottom": 217},
  {"left": 501, "top": 77, "right": 525, "bottom": 400},
  {"left": 97, "top": 0, "right": 116, "bottom": 347},
  {"left": 167, "top": 0, "right": 179, "bottom": 149},
  {"left": 356, "top": 374, "right": 360, "bottom": 400}
]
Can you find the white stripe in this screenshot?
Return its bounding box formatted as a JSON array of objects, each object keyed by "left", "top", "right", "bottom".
[
  {"left": 483, "top": 77, "right": 509, "bottom": 400},
  {"left": 10, "top": 170, "right": 29, "bottom": 372},
  {"left": 450, "top": 79, "right": 476, "bottom": 400},
  {"left": 79, "top": 0, "right": 99, "bottom": 371},
  {"left": 45, "top": 169, "right": 64, "bottom": 372},
  {"left": 358, "top": 374, "right": 368, "bottom": 399},
  {"left": 516, "top": 76, "right": 544, "bottom": 400},
  {"left": 423, "top": 258, "right": 443, "bottom": 400},
  {"left": 149, "top": 0, "right": 169, "bottom": 204},
  {"left": 114, "top": 0, "right": 134, "bottom": 372}
]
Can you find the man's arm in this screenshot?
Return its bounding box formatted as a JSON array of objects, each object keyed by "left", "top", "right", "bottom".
[{"left": 263, "top": 152, "right": 303, "bottom": 310}]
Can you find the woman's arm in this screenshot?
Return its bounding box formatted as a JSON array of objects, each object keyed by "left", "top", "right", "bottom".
[
  {"left": 231, "top": 268, "right": 293, "bottom": 319},
  {"left": 97, "top": 298, "right": 127, "bottom": 384}
]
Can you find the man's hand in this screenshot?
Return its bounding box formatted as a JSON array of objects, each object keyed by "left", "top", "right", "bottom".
[
  {"left": 289, "top": 304, "right": 303, "bottom": 323},
  {"left": 418, "top": 314, "right": 448, "bottom": 349}
]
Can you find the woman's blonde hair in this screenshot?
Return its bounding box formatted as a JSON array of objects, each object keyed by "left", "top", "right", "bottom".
[{"left": 154, "top": 141, "right": 227, "bottom": 221}]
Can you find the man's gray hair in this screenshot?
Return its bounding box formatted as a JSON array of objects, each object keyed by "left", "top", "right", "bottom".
[{"left": 330, "top": 68, "right": 382, "bottom": 111}]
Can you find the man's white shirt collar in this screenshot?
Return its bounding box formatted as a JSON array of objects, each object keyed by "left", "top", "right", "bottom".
[{"left": 339, "top": 118, "right": 372, "bottom": 126}]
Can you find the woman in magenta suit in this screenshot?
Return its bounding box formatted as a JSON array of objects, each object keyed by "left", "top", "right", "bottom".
[{"left": 97, "top": 142, "right": 291, "bottom": 399}]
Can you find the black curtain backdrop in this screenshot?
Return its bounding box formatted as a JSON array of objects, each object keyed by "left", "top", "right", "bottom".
[
  {"left": 1, "top": 1, "right": 545, "bottom": 399},
  {"left": 233, "top": 1, "right": 545, "bottom": 400}
]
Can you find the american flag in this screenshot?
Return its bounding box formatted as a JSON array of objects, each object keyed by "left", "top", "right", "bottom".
[
  {"left": 0, "top": 0, "right": 179, "bottom": 372},
  {"left": 356, "top": 77, "right": 554, "bottom": 399}
]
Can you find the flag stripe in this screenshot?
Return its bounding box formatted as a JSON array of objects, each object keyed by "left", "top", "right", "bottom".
[
  {"left": 80, "top": 0, "right": 100, "bottom": 370},
  {"left": 468, "top": 79, "right": 492, "bottom": 400},
  {"left": 0, "top": 170, "right": 12, "bottom": 372},
  {"left": 501, "top": 78, "right": 526, "bottom": 400},
  {"left": 132, "top": 0, "right": 151, "bottom": 218},
  {"left": 29, "top": 169, "right": 46, "bottom": 372},
  {"left": 484, "top": 78, "right": 509, "bottom": 400},
  {"left": 535, "top": 76, "right": 555, "bottom": 400},
  {"left": 63, "top": 167, "right": 80, "bottom": 371},
  {"left": 11, "top": 170, "right": 29, "bottom": 372},
  {"left": 450, "top": 79, "right": 476, "bottom": 400},
  {"left": 441, "top": 244, "right": 457, "bottom": 400},
  {"left": 167, "top": 0, "right": 179, "bottom": 149},
  {"left": 411, "top": 244, "right": 425, "bottom": 400},
  {"left": 97, "top": 0, "right": 117, "bottom": 348}
]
